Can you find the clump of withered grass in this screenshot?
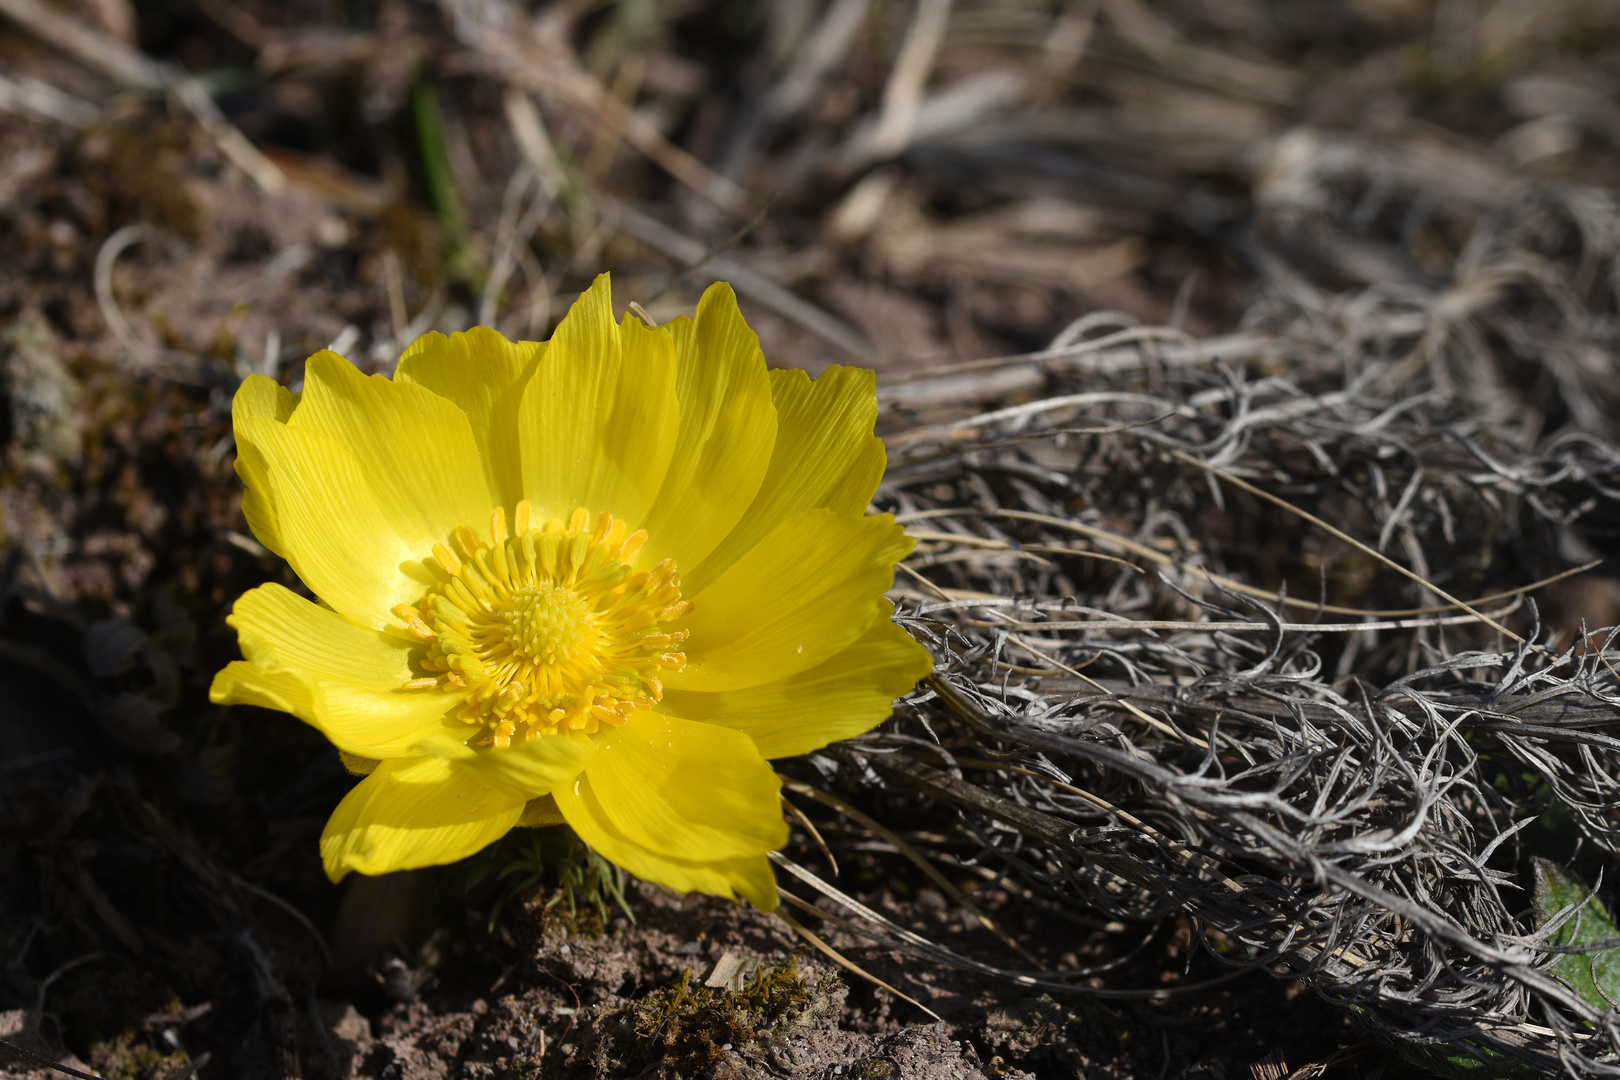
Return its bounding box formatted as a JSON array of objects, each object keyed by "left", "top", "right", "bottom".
[{"left": 775, "top": 189, "right": 1620, "bottom": 1074}]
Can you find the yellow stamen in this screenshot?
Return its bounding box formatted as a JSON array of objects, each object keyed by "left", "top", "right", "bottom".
[
  {"left": 409, "top": 507, "right": 688, "bottom": 743},
  {"left": 432, "top": 543, "right": 461, "bottom": 575},
  {"left": 392, "top": 603, "right": 436, "bottom": 640},
  {"left": 619, "top": 529, "right": 648, "bottom": 562}
]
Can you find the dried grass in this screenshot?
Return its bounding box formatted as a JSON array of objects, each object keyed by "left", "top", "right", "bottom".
[{"left": 790, "top": 192, "right": 1620, "bottom": 1071}]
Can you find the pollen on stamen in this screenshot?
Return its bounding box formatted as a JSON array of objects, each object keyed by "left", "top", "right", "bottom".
[
  {"left": 392, "top": 603, "right": 436, "bottom": 640},
  {"left": 406, "top": 505, "right": 691, "bottom": 745},
  {"left": 619, "top": 529, "right": 648, "bottom": 562}
]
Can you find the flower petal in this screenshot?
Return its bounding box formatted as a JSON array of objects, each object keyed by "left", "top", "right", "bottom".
[
  {"left": 475, "top": 731, "right": 597, "bottom": 797},
  {"left": 290, "top": 350, "right": 493, "bottom": 551},
  {"left": 232, "top": 374, "right": 296, "bottom": 557},
  {"left": 637, "top": 282, "right": 777, "bottom": 570},
  {"left": 234, "top": 416, "right": 435, "bottom": 624},
  {"left": 394, "top": 328, "right": 545, "bottom": 512},
  {"left": 553, "top": 712, "right": 783, "bottom": 909},
  {"left": 563, "top": 790, "right": 779, "bottom": 910},
  {"left": 567, "top": 711, "right": 786, "bottom": 861},
  {"left": 558, "top": 779, "right": 778, "bottom": 908},
  {"left": 320, "top": 755, "right": 525, "bottom": 880},
  {"left": 209, "top": 583, "right": 462, "bottom": 758},
  {"left": 685, "top": 365, "right": 886, "bottom": 595},
  {"left": 518, "top": 274, "right": 680, "bottom": 528},
  {"left": 667, "top": 508, "right": 914, "bottom": 691},
  {"left": 661, "top": 615, "right": 931, "bottom": 759}
]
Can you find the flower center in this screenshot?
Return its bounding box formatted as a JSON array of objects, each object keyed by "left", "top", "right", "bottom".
[
  {"left": 504, "top": 583, "right": 590, "bottom": 665},
  {"left": 394, "top": 502, "right": 690, "bottom": 748}
]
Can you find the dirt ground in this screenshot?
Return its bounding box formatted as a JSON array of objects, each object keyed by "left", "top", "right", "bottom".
[{"left": 7, "top": 0, "right": 1620, "bottom": 1077}]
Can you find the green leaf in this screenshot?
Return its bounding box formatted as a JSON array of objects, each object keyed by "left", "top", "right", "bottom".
[
  {"left": 411, "top": 81, "right": 481, "bottom": 289},
  {"left": 1534, "top": 857, "right": 1620, "bottom": 1012},
  {"left": 1397, "top": 1040, "right": 1544, "bottom": 1080},
  {"left": 1388, "top": 859, "right": 1620, "bottom": 1080}
]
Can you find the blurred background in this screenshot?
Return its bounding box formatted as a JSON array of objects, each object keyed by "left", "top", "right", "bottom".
[{"left": 9, "top": 0, "right": 1620, "bottom": 1077}]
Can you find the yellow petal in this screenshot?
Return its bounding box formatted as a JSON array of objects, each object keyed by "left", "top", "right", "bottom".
[
  {"left": 231, "top": 374, "right": 296, "bottom": 557},
  {"left": 473, "top": 730, "right": 596, "bottom": 797},
  {"left": 209, "top": 583, "right": 461, "bottom": 757},
  {"left": 233, "top": 417, "right": 428, "bottom": 625},
  {"left": 558, "top": 778, "right": 779, "bottom": 909},
  {"left": 685, "top": 365, "right": 886, "bottom": 595},
  {"left": 667, "top": 508, "right": 915, "bottom": 691},
  {"left": 636, "top": 282, "right": 777, "bottom": 570},
  {"left": 517, "top": 796, "right": 566, "bottom": 828},
  {"left": 553, "top": 715, "right": 782, "bottom": 910},
  {"left": 235, "top": 372, "right": 297, "bottom": 423},
  {"left": 320, "top": 755, "right": 525, "bottom": 880},
  {"left": 290, "top": 351, "right": 492, "bottom": 552},
  {"left": 394, "top": 328, "right": 545, "bottom": 512},
  {"left": 661, "top": 615, "right": 931, "bottom": 759},
  {"left": 518, "top": 274, "right": 680, "bottom": 527},
  {"left": 574, "top": 711, "right": 787, "bottom": 859}
]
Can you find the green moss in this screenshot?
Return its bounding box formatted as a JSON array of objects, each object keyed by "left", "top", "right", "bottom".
[
  {"left": 87, "top": 1030, "right": 187, "bottom": 1080},
  {"left": 593, "top": 958, "right": 839, "bottom": 1079}
]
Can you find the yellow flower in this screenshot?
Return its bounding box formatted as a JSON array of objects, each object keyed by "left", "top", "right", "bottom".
[{"left": 210, "top": 276, "right": 932, "bottom": 910}]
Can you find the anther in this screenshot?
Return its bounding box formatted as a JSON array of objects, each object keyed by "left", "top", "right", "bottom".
[
  {"left": 409, "top": 505, "right": 690, "bottom": 748},
  {"left": 392, "top": 603, "right": 436, "bottom": 639},
  {"left": 432, "top": 543, "right": 462, "bottom": 575},
  {"left": 618, "top": 529, "right": 648, "bottom": 562}
]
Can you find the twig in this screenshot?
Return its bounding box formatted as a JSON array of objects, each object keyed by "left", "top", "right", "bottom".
[
  {"left": 445, "top": 26, "right": 745, "bottom": 213},
  {"left": 0, "top": 1039, "right": 103, "bottom": 1080},
  {"left": 839, "top": 0, "right": 955, "bottom": 171},
  {"left": 36, "top": 951, "right": 108, "bottom": 1013},
  {"left": 0, "top": 0, "right": 285, "bottom": 192},
  {"left": 0, "top": 72, "right": 97, "bottom": 126},
  {"left": 94, "top": 225, "right": 157, "bottom": 369}
]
